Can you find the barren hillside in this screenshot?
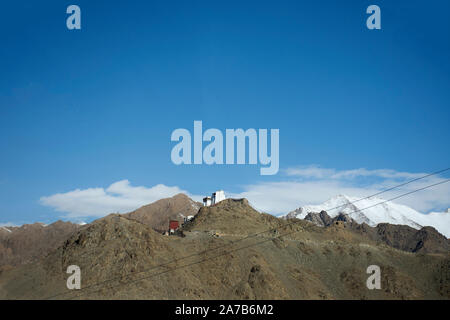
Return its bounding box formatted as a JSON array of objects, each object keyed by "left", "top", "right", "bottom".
[
  {"left": 0, "top": 221, "right": 80, "bottom": 268},
  {"left": 0, "top": 199, "right": 448, "bottom": 300},
  {"left": 123, "top": 193, "right": 201, "bottom": 231}
]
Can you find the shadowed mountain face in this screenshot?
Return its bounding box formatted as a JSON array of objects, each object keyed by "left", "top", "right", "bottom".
[
  {"left": 0, "top": 221, "right": 80, "bottom": 268},
  {"left": 354, "top": 223, "right": 450, "bottom": 254},
  {"left": 123, "top": 193, "right": 201, "bottom": 232},
  {"left": 304, "top": 211, "right": 333, "bottom": 227},
  {"left": 0, "top": 198, "right": 448, "bottom": 300},
  {"left": 302, "top": 210, "right": 450, "bottom": 254}
]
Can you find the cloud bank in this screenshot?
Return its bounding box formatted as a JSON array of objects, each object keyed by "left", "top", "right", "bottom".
[
  {"left": 40, "top": 180, "right": 201, "bottom": 219},
  {"left": 39, "top": 166, "right": 450, "bottom": 225},
  {"left": 230, "top": 166, "right": 450, "bottom": 215}
]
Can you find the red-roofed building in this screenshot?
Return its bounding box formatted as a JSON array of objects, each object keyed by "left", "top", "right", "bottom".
[{"left": 169, "top": 220, "right": 179, "bottom": 234}]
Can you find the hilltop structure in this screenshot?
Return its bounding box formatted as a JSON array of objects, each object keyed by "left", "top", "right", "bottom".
[
  {"left": 203, "top": 196, "right": 212, "bottom": 207},
  {"left": 203, "top": 190, "right": 226, "bottom": 207},
  {"left": 169, "top": 220, "right": 179, "bottom": 234}
]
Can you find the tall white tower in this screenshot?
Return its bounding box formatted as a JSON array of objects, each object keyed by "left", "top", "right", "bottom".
[{"left": 212, "top": 190, "right": 226, "bottom": 205}]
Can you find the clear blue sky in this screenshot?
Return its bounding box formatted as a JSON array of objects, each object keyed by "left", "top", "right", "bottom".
[{"left": 1, "top": 1, "right": 449, "bottom": 224}]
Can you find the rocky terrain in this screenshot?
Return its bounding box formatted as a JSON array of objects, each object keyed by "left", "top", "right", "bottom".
[
  {"left": 123, "top": 193, "right": 201, "bottom": 232},
  {"left": 0, "top": 194, "right": 200, "bottom": 270},
  {"left": 0, "top": 221, "right": 80, "bottom": 269},
  {"left": 0, "top": 198, "right": 448, "bottom": 300},
  {"left": 304, "top": 211, "right": 450, "bottom": 254},
  {"left": 286, "top": 194, "right": 450, "bottom": 237}
]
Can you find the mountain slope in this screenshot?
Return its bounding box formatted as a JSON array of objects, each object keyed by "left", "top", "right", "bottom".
[
  {"left": 285, "top": 195, "right": 450, "bottom": 237},
  {"left": 0, "top": 198, "right": 448, "bottom": 300},
  {"left": 302, "top": 211, "right": 450, "bottom": 254},
  {"left": 0, "top": 194, "right": 201, "bottom": 270},
  {"left": 185, "top": 198, "right": 283, "bottom": 235},
  {"left": 123, "top": 193, "right": 201, "bottom": 232},
  {"left": 0, "top": 227, "right": 12, "bottom": 235},
  {"left": 0, "top": 221, "right": 80, "bottom": 268}
]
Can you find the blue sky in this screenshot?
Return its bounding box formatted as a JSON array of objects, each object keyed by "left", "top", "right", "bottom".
[{"left": 0, "top": 1, "right": 449, "bottom": 225}]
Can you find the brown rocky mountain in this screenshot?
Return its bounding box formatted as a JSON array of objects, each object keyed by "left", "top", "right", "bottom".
[
  {"left": 0, "top": 194, "right": 201, "bottom": 270},
  {"left": 302, "top": 210, "right": 450, "bottom": 254},
  {"left": 0, "top": 227, "right": 12, "bottom": 236},
  {"left": 123, "top": 193, "right": 201, "bottom": 232},
  {"left": 353, "top": 223, "right": 450, "bottom": 254},
  {"left": 304, "top": 210, "right": 333, "bottom": 227},
  {"left": 0, "top": 198, "right": 448, "bottom": 300},
  {"left": 0, "top": 221, "right": 80, "bottom": 269}
]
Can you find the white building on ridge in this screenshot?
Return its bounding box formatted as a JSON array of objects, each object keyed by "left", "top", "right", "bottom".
[
  {"left": 212, "top": 190, "right": 226, "bottom": 204},
  {"left": 203, "top": 190, "right": 226, "bottom": 206},
  {"left": 203, "top": 196, "right": 212, "bottom": 206}
]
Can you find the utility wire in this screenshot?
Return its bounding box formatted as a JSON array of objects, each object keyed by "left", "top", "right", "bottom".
[
  {"left": 62, "top": 167, "right": 450, "bottom": 270},
  {"left": 59, "top": 168, "right": 449, "bottom": 264},
  {"left": 45, "top": 176, "right": 450, "bottom": 300}
]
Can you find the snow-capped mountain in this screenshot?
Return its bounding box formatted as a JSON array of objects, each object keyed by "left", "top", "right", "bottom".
[{"left": 285, "top": 194, "right": 450, "bottom": 237}]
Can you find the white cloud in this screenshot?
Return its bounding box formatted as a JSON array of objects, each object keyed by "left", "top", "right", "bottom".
[
  {"left": 229, "top": 180, "right": 379, "bottom": 214},
  {"left": 39, "top": 166, "right": 450, "bottom": 227},
  {"left": 231, "top": 166, "right": 450, "bottom": 215},
  {"left": 40, "top": 180, "right": 201, "bottom": 219},
  {"left": 285, "top": 165, "right": 425, "bottom": 180}
]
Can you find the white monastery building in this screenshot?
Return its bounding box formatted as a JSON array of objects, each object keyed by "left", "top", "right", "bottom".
[{"left": 203, "top": 190, "right": 226, "bottom": 206}]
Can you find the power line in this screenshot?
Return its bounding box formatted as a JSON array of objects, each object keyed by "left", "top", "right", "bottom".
[
  {"left": 67, "top": 177, "right": 450, "bottom": 300},
  {"left": 63, "top": 167, "right": 449, "bottom": 261},
  {"left": 46, "top": 176, "right": 450, "bottom": 300},
  {"left": 46, "top": 171, "right": 450, "bottom": 299},
  {"left": 282, "top": 167, "right": 450, "bottom": 216}
]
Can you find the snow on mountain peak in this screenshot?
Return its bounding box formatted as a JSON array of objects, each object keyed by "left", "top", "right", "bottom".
[
  {"left": 0, "top": 226, "right": 12, "bottom": 233},
  {"left": 286, "top": 194, "right": 450, "bottom": 237}
]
